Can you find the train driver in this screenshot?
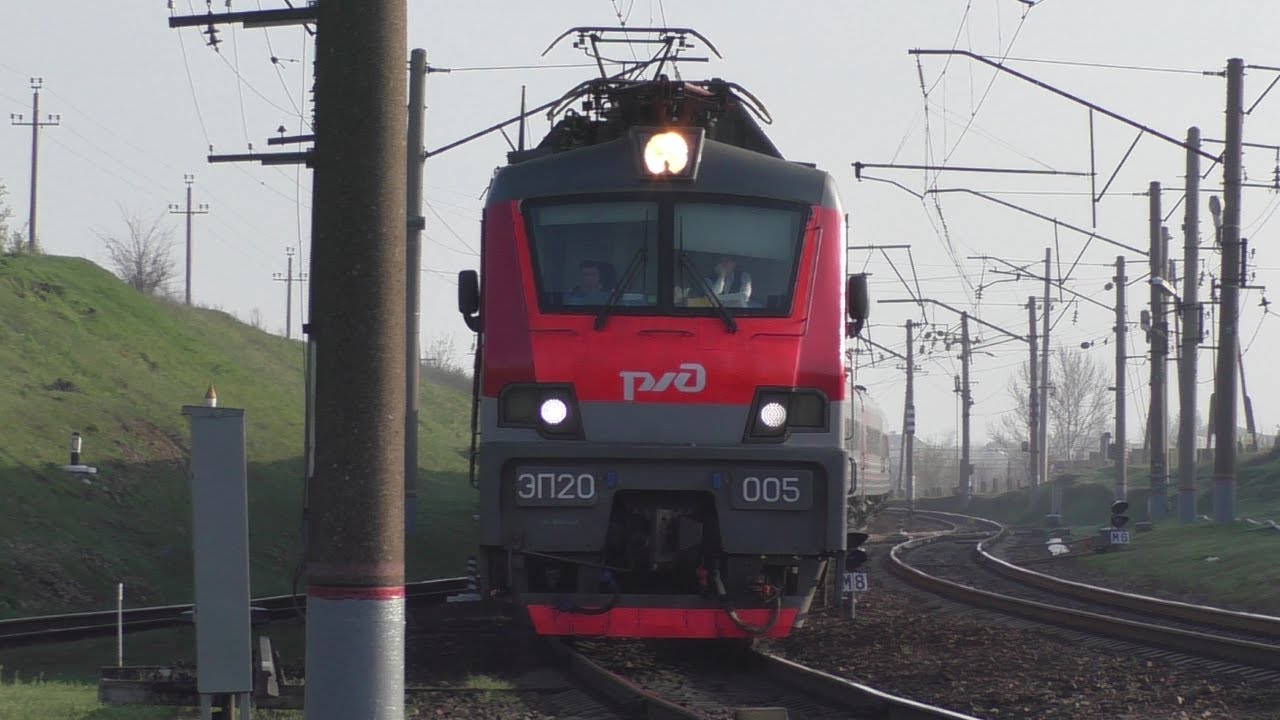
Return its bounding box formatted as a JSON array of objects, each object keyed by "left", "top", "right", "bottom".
[
  {"left": 706, "top": 254, "right": 753, "bottom": 302},
  {"left": 565, "top": 259, "right": 613, "bottom": 305}
]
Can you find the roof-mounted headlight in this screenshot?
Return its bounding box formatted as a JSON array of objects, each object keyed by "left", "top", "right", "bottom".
[
  {"left": 631, "top": 127, "right": 704, "bottom": 181},
  {"left": 643, "top": 132, "right": 690, "bottom": 175}
]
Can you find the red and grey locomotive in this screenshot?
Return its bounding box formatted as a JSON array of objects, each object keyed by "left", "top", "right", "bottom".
[{"left": 457, "top": 71, "right": 871, "bottom": 639}]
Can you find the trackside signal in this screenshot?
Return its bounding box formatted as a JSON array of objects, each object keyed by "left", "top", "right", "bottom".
[
  {"left": 1095, "top": 500, "right": 1132, "bottom": 550},
  {"left": 1110, "top": 500, "right": 1130, "bottom": 529}
]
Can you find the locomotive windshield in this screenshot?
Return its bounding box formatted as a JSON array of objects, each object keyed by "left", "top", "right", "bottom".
[
  {"left": 525, "top": 196, "right": 807, "bottom": 318},
  {"left": 527, "top": 201, "right": 660, "bottom": 309}
]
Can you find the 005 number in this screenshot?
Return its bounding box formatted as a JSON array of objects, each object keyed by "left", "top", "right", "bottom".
[
  {"left": 516, "top": 472, "right": 596, "bottom": 502},
  {"left": 740, "top": 476, "right": 802, "bottom": 504}
]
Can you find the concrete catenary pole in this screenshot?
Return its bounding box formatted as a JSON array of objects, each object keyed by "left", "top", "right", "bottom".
[
  {"left": 169, "top": 175, "right": 209, "bottom": 307},
  {"left": 405, "top": 48, "right": 427, "bottom": 541},
  {"left": 10, "top": 78, "right": 59, "bottom": 252},
  {"left": 1028, "top": 296, "right": 1040, "bottom": 507},
  {"left": 305, "top": 1, "right": 408, "bottom": 719},
  {"left": 273, "top": 248, "right": 297, "bottom": 339},
  {"left": 1113, "top": 256, "right": 1128, "bottom": 502},
  {"left": 1212, "top": 58, "right": 1244, "bottom": 525},
  {"left": 1179, "top": 128, "right": 1201, "bottom": 523},
  {"left": 1148, "top": 182, "right": 1169, "bottom": 521},
  {"left": 903, "top": 320, "right": 916, "bottom": 514},
  {"left": 1040, "top": 248, "right": 1051, "bottom": 486},
  {"left": 960, "top": 312, "right": 972, "bottom": 504}
]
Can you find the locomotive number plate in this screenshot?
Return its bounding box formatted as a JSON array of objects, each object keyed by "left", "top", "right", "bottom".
[
  {"left": 514, "top": 468, "right": 599, "bottom": 507},
  {"left": 729, "top": 470, "right": 814, "bottom": 511}
]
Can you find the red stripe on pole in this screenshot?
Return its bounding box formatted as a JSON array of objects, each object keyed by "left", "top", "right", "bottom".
[{"left": 307, "top": 585, "right": 406, "bottom": 600}]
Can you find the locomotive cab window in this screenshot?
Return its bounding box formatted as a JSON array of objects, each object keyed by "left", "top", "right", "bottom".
[
  {"left": 673, "top": 202, "right": 805, "bottom": 315},
  {"left": 526, "top": 201, "right": 659, "bottom": 312}
]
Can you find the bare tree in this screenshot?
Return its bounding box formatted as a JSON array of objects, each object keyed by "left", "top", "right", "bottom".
[
  {"left": 913, "top": 435, "right": 959, "bottom": 496},
  {"left": 421, "top": 333, "right": 473, "bottom": 394},
  {"left": 424, "top": 333, "right": 461, "bottom": 372},
  {"left": 1048, "top": 348, "right": 1111, "bottom": 460},
  {"left": 96, "top": 209, "right": 177, "bottom": 296},
  {"left": 0, "top": 182, "right": 31, "bottom": 255},
  {"left": 987, "top": 347, "right": 1111, "bottom": 462}
]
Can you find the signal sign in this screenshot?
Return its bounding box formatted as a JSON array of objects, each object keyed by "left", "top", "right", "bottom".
[{"left": 842, "top": 572, "right": 869, "bottom": 593}]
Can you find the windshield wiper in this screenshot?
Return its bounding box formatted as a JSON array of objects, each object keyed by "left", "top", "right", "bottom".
[
  {"left": 679, "top": 251, "right": 737, "bottom": 333},
  {"left": 593, "top": 245, "right": 647, "bottom": 331}
]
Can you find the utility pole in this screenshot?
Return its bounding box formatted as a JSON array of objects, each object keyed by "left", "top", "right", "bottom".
[
  {"left": 306, "top": 3, "right": 408, "bottom": 720},
  {"left": 10, "top": 78, "right": 59, "bottom": 252},
  {"left": 1178, "top": 127, "right": 1201, "bottom": 523},
  {"left": 903, "top": 320, "right": 916, "bottom": 514},
  {"left": 169, "top": 174, "right": 209, "bottom": 306},
  {"left": 1113, "top": 256, "right": 1128, "bottom": 502},
  {"left": 1040, "top": 249, "right": 1051, "bottom": 488},
  {"left": 1028, "top": 296, "right": 1040, "bottom": 507},
  {"left": 1148, "top": 181, "right": 1169, "bottom": 521},
  {"left": 959, "top": 312, "right": 972, "bottom": 505},
  {"left": 405, "top": 48, "right": 427, "bottom": 541},
  {"left": 273, "top": 248, "right": 307, "bottom": 339},
  {"left": 1213, "top": 58, "right": 1244, "bottom": 525}
]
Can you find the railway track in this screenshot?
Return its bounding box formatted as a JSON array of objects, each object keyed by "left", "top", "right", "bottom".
[
  {"left": 563, "top": 638, "right": 983, "bottom": 720},
  {"left": 0, "top": 576, "right": 469, "bottom": 648},
  {"left": 13, "top": 573, "right": 976, "bottom": 718},
  {"left": 890, "top": 510, "right": 1280, "bottom": 676}
]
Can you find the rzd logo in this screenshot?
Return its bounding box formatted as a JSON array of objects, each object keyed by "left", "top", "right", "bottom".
[{"left": 619, "top": 363, "right": 706, "bottom": 401}]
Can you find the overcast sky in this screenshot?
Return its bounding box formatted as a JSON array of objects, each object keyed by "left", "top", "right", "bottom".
[{"left": 2, "top": 1, "right": 1279, "bottom": 450}]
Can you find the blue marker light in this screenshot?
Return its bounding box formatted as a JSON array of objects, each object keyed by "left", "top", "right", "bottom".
[
  {"left": 606, "top": 471, "right": 618, "bottom": 489},
  {"left": 711, "top": 472, "right": 723, "bottom": 490}
]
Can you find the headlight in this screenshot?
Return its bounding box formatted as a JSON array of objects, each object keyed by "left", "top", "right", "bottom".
[
  {"left": 744, "top": 388, "right": 830, "bottom": 442},
  {"left": 759, "top": 401, "right": 788, "bottom": 428},
  {"left": 540, "top": 398, "right": 569, "bottom": 426},
  {"left": 643, "top": 132, "right": 690, "bottom": 175},
  {"left": 499, "top": 384, "right": 583, "bottom": 439},
  {"left": 631, "top": 127, "right": 703, "bottom": 180}
]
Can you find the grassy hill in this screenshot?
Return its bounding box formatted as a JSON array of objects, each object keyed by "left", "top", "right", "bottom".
[{"left": 0, "top": 253, "right": 477, "bottom": 618}]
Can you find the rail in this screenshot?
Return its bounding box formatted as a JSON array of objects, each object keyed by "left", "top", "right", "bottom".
[
  {"left": 0, "top": 577, "right": 469, "bottom": 648},
  {"left": 891, "top": 512, "right": 1280, "bottom": 670}
]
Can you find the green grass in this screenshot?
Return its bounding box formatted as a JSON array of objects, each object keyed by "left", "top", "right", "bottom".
[
  {"left": 924, "top": 449, "right": 1280, "bottom": 612},
  {"left": 0, "top": 673, "right": 300, "bottom": 719},
  {"left": 1080, "top": 523, "right": 1280, "bottom": 612},
  {"left": 0, "top": 675, "right": 173, "bottom": 720},
  {"left": 0, "top": 254, "right": 478, "bottom": 619},
  {"left": 463, "top": 675, "right": 515, "bottom": 691}
]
